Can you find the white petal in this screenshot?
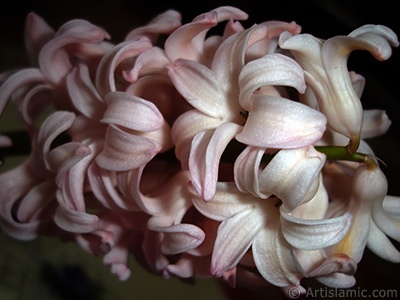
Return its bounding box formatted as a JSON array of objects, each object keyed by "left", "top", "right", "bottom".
[
  {"left": 189, "top": 122, "right": 242, "bottom": 202},
  {"left": 236, "top": 95, "right": 327, "bottom": 149},
  {"left": 192, "top": 182, "right": 255, "bottom": 221},
  {"left": 253, "top": 227, "right": 305, "bottom": 287},
  {"left": 367, "top": 218, "right": 400, "bottom": 263},
  {"left": 239, "top": 53, "right": 306, "bottom": 111},
  {"left": 102, "top": 91, "right": 164, "bottom": 132},
  {"left": 258, "top": 146, "right": 326, "bottom": 211},
  {"left": 211, "top": 209, "right": 263, "bottom": 277},
  {"left": 281, "top": 209, "right": 352, "bottom": 250},
  {"left": 167, "top": 59, "right": 228, "bottom": 118}
]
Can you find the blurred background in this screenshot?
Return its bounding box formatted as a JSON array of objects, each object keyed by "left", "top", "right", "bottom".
[{"left": 0, "top": 0, "right": 399, "bottom": 299}]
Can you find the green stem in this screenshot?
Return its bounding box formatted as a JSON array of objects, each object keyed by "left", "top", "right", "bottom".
[{"left": 315, "top": 146, "right": 377, "bottom": 170}]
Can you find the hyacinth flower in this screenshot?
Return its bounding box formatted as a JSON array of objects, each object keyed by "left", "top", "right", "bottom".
[
  {"left": 279, "top": 25, "right": 399, "bottom": 153},
  {"left": 0, "top": 5, "right": 399, "bottom": 297},
  {"left": 168, "top": 23, "right": 327, "bottom": 203}
]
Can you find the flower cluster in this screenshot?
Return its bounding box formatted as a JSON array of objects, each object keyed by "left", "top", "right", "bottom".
[{"left": 0, "top": 6, "right": 399, "bottom": 296}]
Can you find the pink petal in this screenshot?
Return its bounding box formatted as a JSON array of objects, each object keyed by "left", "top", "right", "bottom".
[
  {"left": 165, "top": 7, "right": 247, "bottom": 63},
  {"left": 238, "top": 53, "right": 306, "bottom": 111},
  {"left": 233, "top": 146, "right": 265, "bottom": 198},
  {"left": 96, "top": 125, "right": 161, "bottom": 171},
  {"left": 191, "top": 182, "right": 255, "bottom": 221},
  {"left": 24, "top": 12, "right": 55, "bottom": 66},
  {"left": 17, "top": 180, "right": 57, "bottom": 222},
  {"left": 95, "top": 37, "right": 152, "bottom": 96},
  {"left": 211, "top": 24, "right": 269, "bottom": 91},
  {"left": 123, "top": 47, "right": 170, "bottom": 83},
  {"left": 102, "top": 91, "right": 164, "bottom": 132},
  {"left": 171, "top": 109, "right": 223, "bottom": 169},
  {"left": 211, "top": 209, "right": 263, "bottom": 277},
  {"left": 125, "top": 9, "right": 182, "bottom": 42},
  {"left": 150, "top": 224, "right": 205, "bottom": 255},
  {"left": 252, "top": 227, "right": 305, "bottom": 287},
  {"left": 189, "top": 122, "right": 242, "bottom": 202},
  {"left": 54, "top": 190, "right": 99, "bottom": 233},
  {"left": 309, "top": 253, "right": 357, "bottom": 277},
  {"left": 258, "top": 146, "right": 326, "bottom": 211},
  {"left": 361, "top": 109, "right": 391, "bottom": 139},
  {"left": 87, "top": 161, "right": 140, "bottom": 212},
  {"left": 39, "top": 19, "right": 109, "bottom": 85},
  {"left": 236, "top": 95, "right": 327, "bottom": 149},
  {"left": 66, "top": 64, "right": 106, "bottom": 120},
  {"left": 0, "top": 68, "right": 46, "bottom": 116},
  {"left": 280, "top": 209, "right": 352, "bottom": 250},
  {"left": 167, "top": 59, "right": 228, "bottom": 118},
  {"left": 31, "top": 111, "right": 76, "bottom": 177},
  {"left": 367, "top": 219, "right": 400, "bottom": 263}
]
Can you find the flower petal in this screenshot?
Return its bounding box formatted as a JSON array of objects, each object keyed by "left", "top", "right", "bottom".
[
  {"left": 192, "top": 182, "right": 255, "bottom": 221},
  {"left": 234, "top": 146, "right": 266, "bottom": 198},
  {"left": 66, "top": 64, "right": 106, "bottom": 120},
  {"left": 367, "top": 218, "right": 400, "bottom": 263},
  {"left": 236, "top": 95, "right": 327, "bottom": 149},
  {"left": 252, "top": 227, "right": 305, "bottom": 287},
  {"left": 239, "top": 53, "right": 306, "bottom": 111},
  {"left": 211, "top": 209, "right": 263, "bottom": 277},
  {"left": 39, "top": 19, "right": 109, "bottom": 85},
  {"left": 259, "top": 146, "right": 326, "bottom": 211},
  {"left": 125, "top": 9, "right": 182, "bottom": 42},
  {"left": 102, "top": 91, "right": 164, "bottom": 132},
  {"left": 281, "top": 209, "right": 352, "bottom": 250},
  {"left": 95, "top": 37, "right": 152, "bottom": 96},
  {"left": 167, "top": 59, "right": 227, "bottom": 118},
  {"left": 151, "top": 224, "right": 205, "bottom": 255},
  {"left": 96, "top": 125, "right": 161, "bottom": 171},
  {"left": 189, "top": 122, "right": 242, "bottom": 202}
]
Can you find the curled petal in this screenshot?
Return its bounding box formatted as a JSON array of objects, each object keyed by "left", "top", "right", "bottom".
[
  {"left": 123, "top": 47, "right": 170, "bottom": 82},
  {"left": 239, "top": 53, "right": 306, "bottom": 111},
  {"left": 192, "top": 182, "right": 255, "bottom": 221},
  {"left": 189, "top": 122, "right": 242, "bottom": 202},
  {"left": 47, "top": 142, "right": 92, "bottom": 186},
  {"left": 125, "top": 9, "right": 182, "bottom": 42},
  {"left": 253, "top": 227, "right": 305, "bottom": 287},
  {"left": 347, "top": 24, "right": 399, "bottom": 60},
  {"left": 211, "top": 209, "right": 263, "bottom": 277},
  {"left": 102, "top": 91, "right": 164, "bottom": 132},
  {"left": 95, "top": 37, "right": 153, "bottom": 96},
  {"left": 167, "top": 59, "right": 228, "bottom": 118},
  {"left": 367, "top": 218, "right": 400, "bottom": 263},
  {"left": 96, "top": 125, "right": 161, "bottom": 171},
  {"left": 281, "top": 209, "right": 352, "bottom": 250},
  {"left": 39, "top": 19, "right": 110, "bottom": 85},
  {"left": 87, "top": 162, "right": 140, "bottom": 212},
  {"left": 66, "top": 64, "right": 106, "bottom": 120},
  {"left": 361, "top": 109, "right": 391, "bottom": 139},
  {"left": 259, "top": 146, "right": 326, "bottom": 211},
  {"left": 236, "top": 95, "right": 327, "bottom": 149},
  {"left": 0, "top": 68, "right": 46, "bottom": 116},
  {"left": 234, "top": 146, "right": 265, "bottom": 198},
  {"left": 172, "top": 110, "right": 223, "bottom": 168},
  {"left": 372, "top": 195, "right": 400, "bottom": 242},
  {"left": 212, "top": 24, "right": 269, "bottom": 91},
  {"left": 24, "top": 12, "right": 55, "bottom": 66},
  {"left": 165, "top": 6, "right": 247, "bottom": 63},
  {"left": 31, "top": 111, "right": 76, "bottom": 176},
  {"left": 54, "top": 191, "right": 99, "bottom": 233},
  {"left": 309, "top": 253, "right": 357, "bottom": 277},
  {"left": 150, "top": 224, "right": 205, "bottom": 255}
]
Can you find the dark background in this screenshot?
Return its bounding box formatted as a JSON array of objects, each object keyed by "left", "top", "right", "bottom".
[{"left": 0, "top": 1, "right": 399, "bottom": 299}]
